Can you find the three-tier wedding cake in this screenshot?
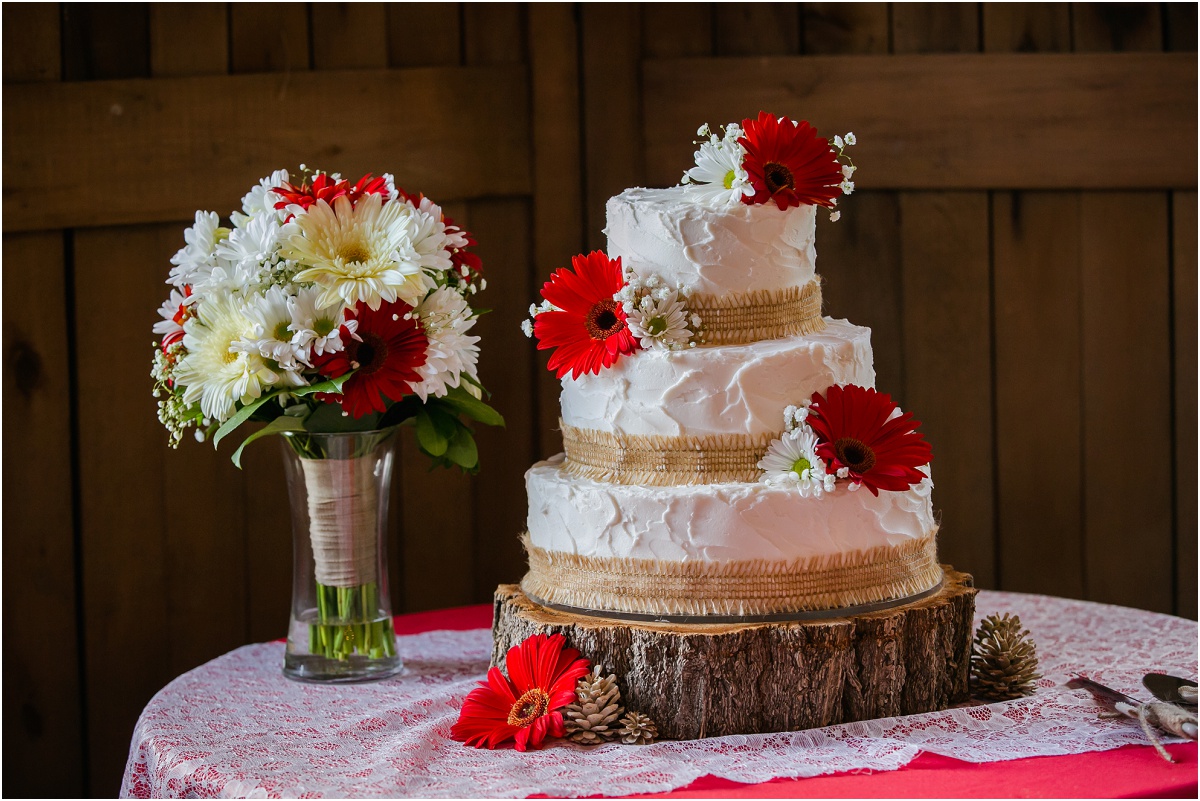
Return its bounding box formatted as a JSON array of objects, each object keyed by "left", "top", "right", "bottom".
[{"left": 521, "top": 113, "right": 941, "bottom": 620}]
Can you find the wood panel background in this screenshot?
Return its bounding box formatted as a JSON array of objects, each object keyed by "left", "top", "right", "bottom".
[{"left": 2, "top": 3, "right": 1195, "bottom": 796}]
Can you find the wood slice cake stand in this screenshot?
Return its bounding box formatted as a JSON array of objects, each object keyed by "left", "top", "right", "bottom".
[{"left": 492, "top": 567, "right": 977, "bottom": 740}]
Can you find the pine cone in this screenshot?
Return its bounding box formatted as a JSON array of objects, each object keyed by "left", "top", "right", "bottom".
[
  {"left": 618, "top": 711, "right": 658, "bottom": 745},
  {"left": 563, "top": 666, "right": 624, "bottom": 744},
  {"left": 971, "top": 613, "right": 1041, "bottom": 702}
]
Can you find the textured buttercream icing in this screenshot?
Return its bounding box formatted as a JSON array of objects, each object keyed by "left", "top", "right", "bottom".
[
  {"left": 527, "top": 455, "right": 936, "bottom": 563},
  {"left": 605, "top": 186, "right": 817, "bottom": 295},
  {"left": 559, "top": 318, "right": 874, "bottom": 438}
]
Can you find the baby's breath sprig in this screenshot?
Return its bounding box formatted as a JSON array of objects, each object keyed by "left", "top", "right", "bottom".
[{"left": 827, "top": 132, "right": 858, "bottom": 222}]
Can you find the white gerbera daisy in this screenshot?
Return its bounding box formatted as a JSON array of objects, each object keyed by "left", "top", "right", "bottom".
[
  {"left": 681, "top": 123, "right": 754, "bottom": 205},
  {"left": 288, "top": 286, "right": 357, "bottom": 362},
  {"left": 625, "top": 289, "right": 693, "bottom": 350},
  {"left": 153, "top": 287, "right": 190, "bottom": 341},
  {"left": 407, "top": 286, "right": 481, "bottom": 402},
  {"left": 175, "top": 291, "right": 278, "bottom": 423},
  {"left": 237, "top": 169, "right": 289, "bottom": 222},
  {"left": 758, "top": 426, "right": 829, "bottom": 497},
  {"left": 238, "top": 286, "right": 305, "bottom": 370},
  {"left": 407, "top": 196, "right": 456, "bottom": 272},
  {"left": 168, "top": 211, "right": 229, "bottom": 288},
  {"left": 282, "top": 193, "right": 429, "bottom": 311}
]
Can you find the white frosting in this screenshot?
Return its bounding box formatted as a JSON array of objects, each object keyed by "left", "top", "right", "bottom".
[
  {"left": 604, "top": 187, "right": 817, "bottom": 295},
  {"left": 527, "top": 455, "right": 936, "bottom": 563},
  {"left": 559, "top": 318, "right": 875, "bottom": 438}
]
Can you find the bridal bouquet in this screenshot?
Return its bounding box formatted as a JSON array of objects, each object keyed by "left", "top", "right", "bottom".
[
  {"left": 151, "top": 168, "right": 501, "bottom": 467},
  {"left": 150, "top": 168, "right": 502, "bottom": 678}
]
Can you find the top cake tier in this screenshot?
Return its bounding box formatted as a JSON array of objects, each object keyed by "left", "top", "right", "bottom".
[{"left": 605, "top": 186, "right": 817, "bottom": 296}]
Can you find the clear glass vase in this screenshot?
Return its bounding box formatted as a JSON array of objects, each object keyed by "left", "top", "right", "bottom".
[{"left": 280, "top": 429, "right": 402, "bottom": 682}]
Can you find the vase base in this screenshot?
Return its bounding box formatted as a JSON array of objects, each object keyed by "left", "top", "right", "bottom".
[{"left": 283, "top": 652, "right": 403, "bottom": 684}]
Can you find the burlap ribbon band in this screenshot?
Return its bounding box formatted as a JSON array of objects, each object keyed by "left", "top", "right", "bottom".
[
  {"left": 692, "top": 280, "right": 825, "bottom": 347},
  {"left": 561, "top": 421, "right": 773, "bottom": 485},
  {"left": 520, "top": 532, "right": 942, "bottom": 618}
]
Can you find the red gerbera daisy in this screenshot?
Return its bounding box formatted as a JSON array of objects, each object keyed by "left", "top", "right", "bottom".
[
  {"left": 533, "top": 251, "right": 640, "bottom": 379},
  {"left": 739, "top": 111, "right": 843, "bottom": 210},
  {"left": 451, "top": 633, "right": 590, "bottom": 751},
  {"left": 311, "top": 299, "right": 427, "bottom": 418},
  {"left": 806, "top": 384, "right": 933, "bottom": 496},
  {"left": 274, "top": 172, "right": 389, "bottom": 215}
]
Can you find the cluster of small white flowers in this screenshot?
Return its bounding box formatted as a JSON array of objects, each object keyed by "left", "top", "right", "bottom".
[
  {"left": 616, "top": 272, "right": 700, "bottom": 350},
  {"left": 828, "top": 132, "right": 859, "bottom": 223},
  {"left": 152, "top": 167, "right": 486, "bottom": 438},
  {"left": 680, "top": 121, "right": 754, "bottom": 206},
  {"left": 521, "top": 298, "right": 560, "bottom": 338}
]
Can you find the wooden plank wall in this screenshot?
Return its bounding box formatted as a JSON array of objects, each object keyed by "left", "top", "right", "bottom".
[{"left": 1, "top": 3, "right": 1194, "bottom": 797}]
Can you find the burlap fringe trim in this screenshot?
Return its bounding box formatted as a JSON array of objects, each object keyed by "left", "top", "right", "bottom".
[
  {"left": 691, "top": 280, "right": 826, "bottom": 347},
  {"left": 520, "top": 531, "right": 941, "bottom": 617},
  {"left": 561, "top": 421, "right": 774, "bottom": 486}
]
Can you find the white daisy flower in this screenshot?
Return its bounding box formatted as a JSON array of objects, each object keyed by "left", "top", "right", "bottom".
[
  {"left": 288, "top": 286, "right": 357, "bottom": 361},
  {"left": 238, "top": 286, "right": 305, "bottom": 370},
  {"left": 168, "top": 211, "right": 229, "bottom": 288},
  {"left": 175, "top": 290, "right": 278, "bottom": 423},
  {"left": 625, "top": 289, "right": 693, "bottom": 350},
  {"left": 407, "top": 286, "right": 481, "bottom": 402},
  {"left": 282, "top": 193, "right": 429, "bottom": 311},
  {"left": 758, "top": 426, "right": 828, "bottom": 497},
  {"left": 153, "top": 287, "right": 190, "bottom": 341},
  {"left": 215, "top": 211, "right": 284, "bottom": 286},
  {"left": 406, "top": 196, "right": 455, "bottom": 273},
  {"left": 237, "top": 169, "right": 290, "bottom": 222},
  {"left": 681, "top": 123, "right": 753, "bottom": 205}
]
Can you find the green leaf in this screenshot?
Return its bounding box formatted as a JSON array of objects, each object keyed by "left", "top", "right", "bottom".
[
  {"left": 304, "top": 402, "right": 382, "bottom": 434},
  {"left": 414, "top": 411, "right": 448, "bottom": 456},
  {"left": 230, "top": 415, "right": 306, "bottom": 469},
  {"left": 438, "top": 386, "right": 505, "bottom": 427},
  {"left": 445, "top": 424, "right": 479, "bottom": 470},
  {"left": 377, "top": 395, "right": 423, "bottom": 429},
  {"left": 212, "top": 373, "right": 351, "bottom": 449}
]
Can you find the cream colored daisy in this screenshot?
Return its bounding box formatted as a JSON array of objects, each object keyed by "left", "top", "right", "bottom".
[
  {"left": 175, "top": 290, "right": 278, "bottom": 423},
  {"left": 283, "top": 193, "right": 429, "bottom": 311}
]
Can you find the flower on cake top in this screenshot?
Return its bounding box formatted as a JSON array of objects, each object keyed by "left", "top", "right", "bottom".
[
  {"left": 681, "top": 122, "right": 755, "bottom": 205},
  {"left": 739, "top": 111, "right": 844, "bottom": 210},
  {"left": 529, "top": 251, "right": 641, "bottom": 379},
  {"left": 805, "top": 384, "right": 932, "bottom": 496},
  {"left": 452, "top": 633, "right": 590, "bottom": 751},
  {"left": 681, "top": 112, "right": 858, "bottom": 219}
]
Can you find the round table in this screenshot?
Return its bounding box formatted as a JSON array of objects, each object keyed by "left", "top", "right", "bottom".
[{"left": 121, "top": 592, "right": 1197, "bottom": 798}]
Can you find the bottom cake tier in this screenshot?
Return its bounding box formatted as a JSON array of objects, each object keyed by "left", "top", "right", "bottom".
[{"left": 523, "top": 455, "right": 942, "bottom": 617}]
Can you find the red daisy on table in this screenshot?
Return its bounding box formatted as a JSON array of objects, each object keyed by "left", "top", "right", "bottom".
[
  {"left": 533, "top": 251, "right": 640, "bottom": 379},
  {"left": 311, "top": 299, "right": 427, "bottom": 418},
  {"left": 738, "top": 111, "right": 843, "bottom": 210},
  {"left": 274, "top": 172, "right": 390, "bottom": 214},
  {"left": 806, "top": 384, "right": 933, "bottom": 496},
  {"left": 451, "top": 632, "right": 590, "bottom": 751}
]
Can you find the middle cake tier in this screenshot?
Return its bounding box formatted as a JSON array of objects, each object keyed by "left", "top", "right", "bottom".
[{"left": 560, "top": 317, "right": 874, "bottom": 439}]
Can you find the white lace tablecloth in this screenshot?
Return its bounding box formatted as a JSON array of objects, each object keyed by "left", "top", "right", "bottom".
[{"left": 121, "top": 591, "right": 1197, "bottom": 798}]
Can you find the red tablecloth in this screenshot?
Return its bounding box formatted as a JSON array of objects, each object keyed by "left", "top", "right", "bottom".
[{"left": 412, "top": 603, "right": 1197, "bottom": 799}]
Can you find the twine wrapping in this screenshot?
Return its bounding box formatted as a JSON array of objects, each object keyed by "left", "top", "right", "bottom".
[
  {"left": 561, "top": 421, "right": 775, "bottom": 486},
  {"left": 520, "top": 531, "right": 942, "bottom": 617},
  {"left": 691, "top": 280, "right": 825, "bottom": 347},
  {"left": 300, "top": 456, "right": 378, "bottom": 588}
]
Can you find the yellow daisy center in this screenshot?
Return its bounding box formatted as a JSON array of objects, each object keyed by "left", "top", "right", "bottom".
[{"left": 507, "top": 688, "right": 549, "bottom": 728}]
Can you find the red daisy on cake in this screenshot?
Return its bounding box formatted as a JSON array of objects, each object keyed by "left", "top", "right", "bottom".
[
  {"left": 533, "top": 251, "right": 640, "bottom": 379},
  {"left": 451, "top": 633, "right": 590, "bottom": 751},
  {"left": 739, "top": 111, "right": 844, "bottom": 210},
  {"left": 806, "top": 384, "right": 932, "bottom": 496},
  {"left": 312, "top": 299, "right": 428, "bottom": 418}
]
